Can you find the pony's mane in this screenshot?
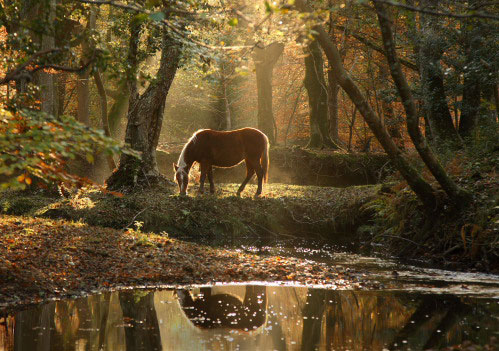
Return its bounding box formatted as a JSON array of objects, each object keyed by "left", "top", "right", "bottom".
[{"left": 177, "top": 129, "right": 207, "bottom": 168}]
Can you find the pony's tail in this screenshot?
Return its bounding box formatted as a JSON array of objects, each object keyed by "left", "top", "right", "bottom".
[{"left": 261, "top": 135, "right": 270, "bottom": 183}]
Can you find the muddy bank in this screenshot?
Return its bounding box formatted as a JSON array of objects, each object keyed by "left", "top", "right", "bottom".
[{"left": 158, "top": 146, "right": 393, "bottom": 187}]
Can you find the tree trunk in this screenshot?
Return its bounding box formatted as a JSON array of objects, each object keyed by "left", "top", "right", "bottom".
[
  {"left": 459, "top": 3, "right": 482, "bottom": 138},
  {"left": 379, "top": 64, "right": 404, "bottom": 149},
  {"left": 106, "top": 28, "right": 181, "bottom": 190},
  {"left": 418, "top": 0, "right": 460, "bottom": 146},
  {"left": 295, "top": 0, "right": 437, "bottom": 208},
  {"left": 76, "top": 71, "right": 90, "bottom": 125},
  {"left": 76, "top": 9, "right": 96, "bottom": 126},
  {"left": 253, "top": 42, "right": 284, "bottom": 144},
  {"left": 304, "top": 40, "right": 340, "bottom": 149},
  {"left": 327, "top": 66, "right": 342, "bottom": 145},
  {"left": 223, "top": 79, "right": 232, "bottom": 130},
  {"left": 374, "top": 1, "right": 470, "bottom": 205},
  {"left": 93, "top": 69, "right": 116, "bottom": 171},
  {"left": 38, "top": 0, "right": 57, "bottom": 117}
]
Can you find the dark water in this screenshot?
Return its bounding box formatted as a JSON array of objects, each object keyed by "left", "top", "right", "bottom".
[{"left": 1, "top": 285, "right": 498, "bottom": 351}]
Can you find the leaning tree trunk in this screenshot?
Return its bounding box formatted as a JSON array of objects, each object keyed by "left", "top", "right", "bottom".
[
  {"left": 374, "top": 1, "right": 470, "bottom": 205},
  {"left": 295, "top": 0, "right": 437, "bottom": 208},
  {"left": 253, "top": 42, "right": 284, "bottom": 144},
  {"left": 304, "top": 40, "right": 340, "bottom": 149},
  {"left": 106, "top": 28, "right": 181, "bottom": 190}
]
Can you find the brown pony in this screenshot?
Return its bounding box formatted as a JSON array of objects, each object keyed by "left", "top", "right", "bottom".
[{"left": 173, "top": 128, "right": 269, "bottom": 196}]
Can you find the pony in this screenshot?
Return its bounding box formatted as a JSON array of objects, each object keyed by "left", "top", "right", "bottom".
[{"left": 173, "top": 128, "right": 269, "bottom": 196}]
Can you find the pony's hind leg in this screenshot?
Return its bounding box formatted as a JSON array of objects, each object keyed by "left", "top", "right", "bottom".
[
  {"left": 237, "top": 163, "right": 255, "bottom": 196},
  {"left": 199, "top": 162, "right": 211, "bottom": 194},
  {"left": 253, "top": 162, "right": 264, "bottom": 196}
]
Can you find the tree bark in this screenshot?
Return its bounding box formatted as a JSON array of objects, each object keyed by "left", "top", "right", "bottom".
[
  {"left": 253, "top": 42, "right": 284, "bottom": 144},
  {"left": 373, "top": 1, "right": 470, "bottom": 205},
  {"left": 38, "top": 0, "right": 58, "bottom": 117},
  {"left": 106, "top": 27, "right": 181, "bottom": 190},
  {"left": 304, "top": 40, "right": 339, "bottom": 149},
  {"left": 93, "top": 69, "right": 116, "bottom": 171},
  {"left": 76, "top": 9, "right": 96, "bottom": 126},
  {"left": 327, "top": 66, "right": 342, "bottom": 145},
  {"left": 418, "top": 0, "right": 460, "bottom": 146},
  {"left": 459, "top": 2, "right": 482, "bottom": 138},
  {"left": 295, "top": 0, "right": 437, "bottom": 208}
]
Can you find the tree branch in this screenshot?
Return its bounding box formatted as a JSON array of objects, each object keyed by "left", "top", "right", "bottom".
[
  {"left": 334, "top": 24, "right": 418, "bottom": 71},
  {"left": 0, "top": 48, "right": 95, "bottom": 85},
  {"left": 373, "top": 0, "right": 499, "bottom": 21}
]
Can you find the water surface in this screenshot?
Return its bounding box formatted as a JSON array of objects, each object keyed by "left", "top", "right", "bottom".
[{"left": 2, "top": 285, "right": 498, "bottom": 351}]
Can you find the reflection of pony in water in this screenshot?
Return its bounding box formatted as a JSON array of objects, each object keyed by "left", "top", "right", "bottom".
[
  {"left": 173, "top": 128, "right": 269, "bottom": 197},
  {"left": 176, "top": 286, "right": 267, "bottom": 330}
]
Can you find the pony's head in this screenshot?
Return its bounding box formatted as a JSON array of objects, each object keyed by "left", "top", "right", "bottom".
[{"left": 173, "top": 163, "right": 189, "bottom": 195}]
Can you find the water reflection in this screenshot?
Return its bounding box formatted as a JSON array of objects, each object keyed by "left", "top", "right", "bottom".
[{"left": 1, "top": 286, "right": 497, "bottom": 351}]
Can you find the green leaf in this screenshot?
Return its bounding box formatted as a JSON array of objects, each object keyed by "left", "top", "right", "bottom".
[
  {"left": 86, "top": 153, "right": 94, "bottom": 164},
  {"left": 264, "top": 1, "right": 273, "bottom": 13},
  {"left": 228, "top": 18, "right": 238, "bottom": 27},
  {"left": 149, "top": 11, "right": 165, "bottom": 22}
]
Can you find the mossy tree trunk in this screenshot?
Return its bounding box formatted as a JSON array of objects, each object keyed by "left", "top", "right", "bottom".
[
  {"left": 295, "top": 0, "right": 437, "bottom": 208},
  {"left": 253, "top": 42, "right": 284, "bottom": 144},
  {"left": 304, "top": 40, "right": 340, "bottom": 149},
  {"left": 106, "top": 28, "right": 181, "bottom": 190}
]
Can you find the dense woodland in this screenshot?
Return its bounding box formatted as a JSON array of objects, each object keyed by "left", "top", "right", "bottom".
[
  {"left": 0, "top": 0, "right": 499, "bottom": 350},
  {"left": 1, "top": 1, "right": 498, "bottom": 253},
  {"left": 0, "top": 0, "right": 498, "bottom": 338}
]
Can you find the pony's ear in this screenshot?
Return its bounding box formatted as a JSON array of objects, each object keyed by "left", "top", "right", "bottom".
[{"left": 173, "top": 163, "right": 178, "bottom": 172}]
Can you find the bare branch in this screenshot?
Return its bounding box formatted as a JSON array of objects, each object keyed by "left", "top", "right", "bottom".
[
  {"left": 373, "top": 0, "right": 499, "bottom": 21},
  {"left": 334, "top": 24, "right": 418, "bottom": 71},
  {"left": 0, "top": 48, "right": 96, "bottom": 85},
  {"left": 0, "top": 48, "right": 62, "bottom": 85}
]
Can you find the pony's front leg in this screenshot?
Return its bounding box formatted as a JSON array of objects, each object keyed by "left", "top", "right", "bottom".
[
  {"left": 207, "top": 166, "right": 215, "bottom": 193},
  {"left": 199, "top": 162, "right": 211, "bottom": 194},
  {"left": 198, "top": 169, "right": 206, "bottom": 194}
]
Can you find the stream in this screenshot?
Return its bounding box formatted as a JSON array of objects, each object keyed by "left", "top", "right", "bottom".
[{"left": 1, "top": 237, "right": 498, "bottom": 350}]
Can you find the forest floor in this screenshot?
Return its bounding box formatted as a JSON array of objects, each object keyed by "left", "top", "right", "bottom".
[
  {"left": 1, "top": 148, "right": 497, "bottom": 313},
  {"left": 0, "top": 214, "right": 375, "bottom": 314}
]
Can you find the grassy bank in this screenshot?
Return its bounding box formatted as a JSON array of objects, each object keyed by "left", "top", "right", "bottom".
[
  {"left": 1, "top": 164, "right": 497, "bottom": 276},
  {"left": 0, "top": 183, "right": 380, "bottom": 244}
]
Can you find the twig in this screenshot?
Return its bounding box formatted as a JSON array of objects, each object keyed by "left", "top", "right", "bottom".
[
  {"left": 373, "top": 233, "right": 421, "bottom": 247},
  {"left": 122, "top": 207, "right": 149, "bottom": 230}
]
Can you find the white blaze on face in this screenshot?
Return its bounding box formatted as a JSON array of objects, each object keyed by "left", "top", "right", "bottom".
[{"left": 176, "top": 167, "right": 188, "bottom": 193}]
